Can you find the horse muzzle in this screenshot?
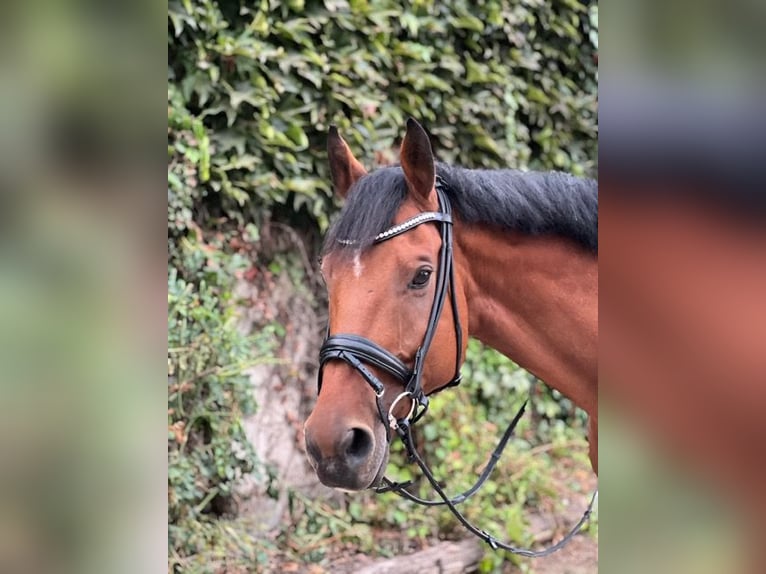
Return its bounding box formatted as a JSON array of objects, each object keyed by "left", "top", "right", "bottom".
[{"left": 304, "top": 418, "right": 389, "bottom": 490}]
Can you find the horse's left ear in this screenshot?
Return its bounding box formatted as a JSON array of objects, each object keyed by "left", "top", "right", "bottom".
[{"left": 400, "top": 118, "right": 436, "bottom": 208}]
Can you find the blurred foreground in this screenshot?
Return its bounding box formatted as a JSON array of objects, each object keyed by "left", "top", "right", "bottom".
[{"left": 600, "top": 1, "right": 766, "bottom": 570}]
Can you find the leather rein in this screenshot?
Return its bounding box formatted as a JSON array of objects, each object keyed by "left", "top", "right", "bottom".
[{"left": 317, "top": 179, "right": 596, "bottom": 557}]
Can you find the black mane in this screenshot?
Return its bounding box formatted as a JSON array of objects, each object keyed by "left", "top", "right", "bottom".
[{"left": 323, "top": 163, "right": 598, "bottom": 254}]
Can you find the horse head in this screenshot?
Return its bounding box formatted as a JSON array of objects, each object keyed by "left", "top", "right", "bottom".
[{"left": 303, "top": 119, "right": 468, "bottom": 490}]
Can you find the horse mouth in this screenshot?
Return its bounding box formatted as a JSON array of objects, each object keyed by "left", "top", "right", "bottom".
[
  {"left": 309, "top": 440, "right": 390, "bottom": 492},
  {"left": 368, "top": 451, "right": 390, "bottom": 489}
]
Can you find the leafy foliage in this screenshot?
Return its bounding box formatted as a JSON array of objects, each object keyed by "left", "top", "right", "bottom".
[
  {"left": 167, "top": 234, "right": 279, "bottom": 566},
  {"left": 168, "top": 0, "right": 597, "bottom": 232}
]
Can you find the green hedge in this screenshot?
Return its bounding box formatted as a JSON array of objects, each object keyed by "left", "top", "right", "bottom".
[
  {"left": 167, "top": 251, "right": 278, "bottom": 557},
  {"left": 168, "top": 0, "right": 597, "bottom": 232}
]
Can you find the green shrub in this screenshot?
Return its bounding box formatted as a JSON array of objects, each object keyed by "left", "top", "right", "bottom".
[
  {"left": 167, "top": 254, "right": 277, "bottom": 562},
  {"left": 464, "top": 339, "right": 588, "bottom": 440},
  {"left": 168, "top": 0, "right": 598, "bottom": 233}
]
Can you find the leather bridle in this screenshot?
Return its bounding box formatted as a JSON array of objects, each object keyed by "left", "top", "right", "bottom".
[
  {"left": 318, "top": 180, "right": 462, "bottom": 441},
  {"left": 316, "top": 178, "right": 596, "bottom": 557}
]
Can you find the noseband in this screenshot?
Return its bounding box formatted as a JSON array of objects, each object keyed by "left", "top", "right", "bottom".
[
  {"left": 318, "top": 181, "right": 463, "bottom": 439},
  {"left": 316, "top": 178, "right": 596, "bottom": 557}
]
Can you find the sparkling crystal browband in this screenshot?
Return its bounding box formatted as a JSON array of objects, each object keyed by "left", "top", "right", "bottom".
[
  {"left": 374, "top": 212, "right": 451, "bottom": 243},
  {"left": 336, "top": 211, "right": 452, "bottom": 246}
]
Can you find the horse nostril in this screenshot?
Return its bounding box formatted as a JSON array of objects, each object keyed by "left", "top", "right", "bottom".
[{"left": 343, "top": 427, "right": 373, "bottom": 462}]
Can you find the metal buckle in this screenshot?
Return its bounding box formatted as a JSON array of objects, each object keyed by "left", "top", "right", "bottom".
[{"left": 388, "top": 391, "right": 416, "bottom": 430}]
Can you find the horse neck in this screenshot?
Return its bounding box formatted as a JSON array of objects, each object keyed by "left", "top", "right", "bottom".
[{"left": 454, "top": 225, "right": 598, "bottom": 415}]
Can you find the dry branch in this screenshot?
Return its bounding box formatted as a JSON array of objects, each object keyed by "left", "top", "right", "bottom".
[{"left": 354, "top": 539, "right": 484, "bottom": 574}]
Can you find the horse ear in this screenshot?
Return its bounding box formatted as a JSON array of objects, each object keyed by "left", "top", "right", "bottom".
[
  {"left": 327, "top": 126, "right": 367, "bottom": 199},
  {"left": 400, "top": 118, "right": 436, "bottom": 207}
]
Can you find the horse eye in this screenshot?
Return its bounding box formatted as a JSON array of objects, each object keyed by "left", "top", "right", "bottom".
[{"left": 409, "top": 267, "right": 432, "bottom": 289}]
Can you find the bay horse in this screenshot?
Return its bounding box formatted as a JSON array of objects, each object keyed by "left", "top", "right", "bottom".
[{"left": 304, "top": 118, "right": 597, "bottom": 493}]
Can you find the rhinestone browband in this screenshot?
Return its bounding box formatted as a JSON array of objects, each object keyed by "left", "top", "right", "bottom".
[{"left": 337, "top": 212, "right": 452, "bottom": 246}]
